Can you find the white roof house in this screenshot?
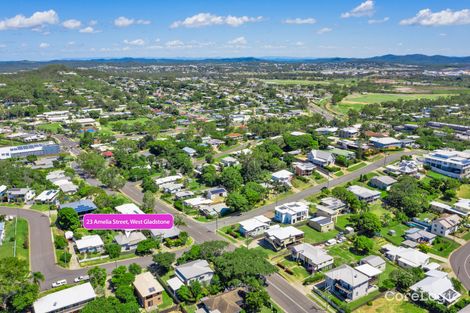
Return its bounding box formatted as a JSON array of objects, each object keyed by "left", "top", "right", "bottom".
[
  {"left": 291, "top": 243, "right": 333, "bottom": 268},
  {"left": 183, "top": 197, "right": 213, "bottom": 208},
  {"left": 174, "top": 259, "right": 214, "bottom": 286},
  {"left": 381, "top": 244, "right": 429, "bottom": 268},
  {"left": 347, "top": 185, "right": 381, "bottom": 202},
  {"left": 239, "top": 215, "right": 271, "bottom": 237},
  {"left": 75, "top": 235, "right": 104, "bottom": 252},
  {"left": 115, "top": 203, "right": 145, "bottom": 215},
  {"left": 410, "top": 272, "right": 461, "bottom": 304},
  {"left": 33, "top": 282, "right": 96, "bottom": 313},
  {"left": 271, "top": 170, "right": 294, "bottom": 184},
  {"left": 155, "top": 174, "right": 182, "bottom": 186},
  {"left": 34, "top": 190, "right": 59, "bottom": 203},
  {"left": 454, "top": 199, "right": 470, "bottom": 216},
  {"left": 133, "top": 272, "right": 164, "bottom": 297},
  {"left": 265, "top": 226, "right": 304, "bottom": 241},
  {"left": 274, "top": 202, "right": 309, "bottom": 224},
  {"left": 325, "top": 264, "right": 369, "bottom": 287},
  {"left": 354, "top": 264, "right": 383, "bottom": 278}
]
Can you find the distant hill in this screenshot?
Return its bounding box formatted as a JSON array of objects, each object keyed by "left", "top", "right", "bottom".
[{"left": 1, "top": 54, "right": 470, "bottom": 72}]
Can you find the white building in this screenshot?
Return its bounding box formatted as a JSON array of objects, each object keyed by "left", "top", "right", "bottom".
[
  {"left": 155, "top": 174, "right": 182, "bottom": 186},
  {"left": 307, "top": 150, "right": 335, "bottom": 167},
  {"left": 34, "top": 190, "right": 59, "bottom": 204},
  {"left": 75, "top": 235, "right": 104, "bottom": 253},
  {"left": 0, "top": 142, "right": 60, "bottom": 160},
  {"left": 239, "top": 215, "right": 272, "bottom": 237},
  {"left": 33, "top": 282, "right": 96, "bottom": 313},
  {"left": 271, "top": 170, "right": 294, "bottom": 185},
  {"left": 347, "top": 185, "right": 381, "bottom": 202},
  {"left": 381, "top": 244, "right": 429, "bottom": 269},
  {"left": 324, "top": 264, "right": 372, "bottom": 301},
  {"left": 115, "top": 203, "right": 145, "bottom": 215},
  {"left": 274, "top": 202, "right": 309, "bottom": 224},
  {"left": 291, "top": 243, "right": 333, "bottom": 272},
  {"left": 431, "top": 214, "right": 461, "bottom": 237},
  {"left": 410, "top": 271, "right": 461, "bottom": 305},
  {"left": 423, "top": 150, "right": 470, "bottom": 179}
]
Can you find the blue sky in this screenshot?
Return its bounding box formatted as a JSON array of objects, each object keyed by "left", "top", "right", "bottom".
[{"left": 0, "top": 0, "right": 469, "bottom": 60}]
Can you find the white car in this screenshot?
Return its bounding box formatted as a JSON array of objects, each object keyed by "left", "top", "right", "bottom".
[
  {"left": 52, "top": 279, "right": 67, "bottom": 288},
  {"left": 74, "top": 275, "right": 90, "bottom": 283}
]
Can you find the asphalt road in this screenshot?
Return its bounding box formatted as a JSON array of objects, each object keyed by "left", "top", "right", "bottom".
[
  {"left": 450, "top": 241, "right": 470, "bottom": 290},
  {"left": 205, "top": 150, "right": 419, "bottom": 231}
]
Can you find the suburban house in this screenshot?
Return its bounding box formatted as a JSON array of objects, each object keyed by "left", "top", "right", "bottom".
[
  {"left": 75, "top": 235, "right": 104, "bottom": 254},
  {"left": 60, "top": 199, "right": 97, "bottom": 216},
  {"left": 453, "top": 199, "right": 470, "bottom": 216},
  {"left": 410, "top": 270, "right": 461, "bottom": 305},
  {"left": 115, "top": 203, "right": 145, "bottom": 215},
  {"left": 315, "top": 197, "right": 348, "bottom": 219},
  {"left": 381, "top": 244, "right": 429, "bottom": 268},
  {"left": 369, "top": 137, "right": 402, "bottom": 149},
  {"left": 347, "top": 185, "right": 381, "bottom": 202},
  {"left": 220, "top": 156, "right": 239, "bottom": 167},
  {"left": 431, "top": 214, "right": 461, "bottom": 236},
  {"left": 199, "top": 203, "right": 230, "bottom": 217},
  {"left": 308, "top": 216, "right": 334, "bottom": 232},
  {"left": 307, "top": 150, "right": 335, "bottom": 167},
  {"left": 264, "top": 226, "right": 304, "bottom": 251},
  {"left": 338, "top": 127, "right": 359, "bottom": 138},
  {"left": 150, "top": 227, "right": 181, "bottom": 240},
  {"left": 369, "top": 176, "right": 397, "bottom": 191},
  {"left": 293, "top": 162, "right": 316, "bottom": 176},
  {"left": 385, "top": 160, "right": 419, "bottom": 176},
  {"left": 6, "top": 188, "right": 35, "bottom": 202},
  {"left": 199, "top": 288, "right": 244, "bottom": 313},
  {"left": 205, "top": 187, "right": 228, "bottom": 200},
  {"left": 184, "top": 197, "right": 213, "bottom": 208},
  {"left": 291, "top": 243, "right": 334, "bottom": 272},
  {"left": 271, "top": 169, "right": 294, "bottom": 185},
  {"left": 155, "top": 174, "right": 182, "bottom": 186},
  {"left": 324, "top": 265, "right": 372, "bottom": 301},
  {"left": 404, "top": 228, "right": 436, "bottom": 244},
  {"left": 114, "top": 231, "right": 146, "bottom": 251},
  {"left": 354, "top": 264, "right": 383, "bottom": 281},
  {"left": 315, "top": 126, "right": 338, "bottom": 135},
  {"left": 160, "top": 183, "right": 183, "bottom": 194},
  {"left": 329, "top": 148, "right": 356, "bottom": 160},
  {"left": 182, "top": 147, "right": 197, "bottom": 157},
  {"left": 423, "top": 149, "right": 470, "bottom": 179},
  {"left": 34, "top": 189, "right": 59, "bottom": 204},
  {"left": 133, "top": 272, "right": 164, "bottom": 310},
  {"left": 359, "top": 255, "right": 386, "bottom": 271},
  {"left": 175, "top": 259, "right": 214, "bottom": 286},
  {"left": 32, "top": 282, "right": 96, "bottom": 313},
  {"left": 274, "top": 202, "right": 309, "bottom": 224},
  {"left": 239, "top": 215, "right": 271, "bottom": 237},
  {"left": 0, "top": 185, "right": 6, "bottom": 198}
]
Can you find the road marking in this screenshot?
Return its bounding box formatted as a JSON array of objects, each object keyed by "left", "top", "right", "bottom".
[
  {"left": 464, "top": 253, "right": 470, "bottom": 284},
  {"left": 268, "top": 276, "right": 319, "bottom": 313}
]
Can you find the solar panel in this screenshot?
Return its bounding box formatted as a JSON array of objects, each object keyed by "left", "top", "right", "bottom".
[{"left": 148, "top": 287, "right": 156, "bottom": 292}]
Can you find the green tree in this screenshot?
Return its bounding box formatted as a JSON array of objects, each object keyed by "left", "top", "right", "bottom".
[
  {"left": 9, "top": 283, "right": 39, "bottom": 312},
  {"left": 349, "top": 212, "right": 382, "bottom": 237},
  {"left": 353, "top": 235, "right": 374, "bottom": 255},
  {"left": 98, "top": 167, "right": 126, "bottom": 190},
  {"left": 152, "top": 252, "right": 176, "bottom": 274},
  {"left": 226, "top": 191, "right": 250, "bottom": 212},
  {"left": 128, "top": 263, "right": 142, "bottom": 275},
  {"left": 201, "top": 165, "right": 219, "bottom": 186},
  {"left": 88, "top": 267, "right": 107, "bottom": 288},
  {"left": 220, "top": 167, "right": 243, "bottom": 191},
  {"left": 390, "top": 269, "right": 415, "bottom": 291},
  {"left": 31, "top": 272, "right": 45, "bottom": 285},
  {"left": 54, "top": 236, "right": 68, "bottom": 249},
  {"left": 105, "top": 243, "right": 122, "bottom": 259},
  {"left": 56, "top": 207, "right": 81, "bottom": 231},
  {"left": 245, "top": 288, "right": 270, "bottom": 312},
  {"left": 136, "top": 239, "right": 158, "bottom": 255},
  {"left": 386, "top": 176, "right": 429, "bottom": 217},
  {"left": 77, "top": 152, "right": 106, "bottom": 177},
  {"left": 142, "top": 191, "right": 155, "bottom": 212}
]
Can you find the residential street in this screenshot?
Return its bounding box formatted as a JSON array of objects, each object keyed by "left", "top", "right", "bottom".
[{"left": 450, "top": 241, "right": 470, "bottom": 290}]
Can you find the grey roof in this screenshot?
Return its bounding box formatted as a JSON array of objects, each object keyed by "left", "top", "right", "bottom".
[
  {"left": 371, "top": 175, "right": 397, "bottom": 185},
  {"left": 310, "top": 216, "right": 333, "bottom": 226},
  {"left": 292, "top": 243, "right": 333, "bottom": 265},
  {"left": 360, "top": 255, "right": 385, "bottom": 268},
  {"left": 325, "top": 264, "right": 369, "bottom": 287},
  {"left": 150, "top": 227, "right": 181, "bottom": 239},
  {"left": 33, "top": 283, "right": 96, "bottom": 313},
  {"left": 114, "top": 232, "right": 146, "bottom": 246},
  {"left": 176, "top": 259, "right": 213, "bottom": 281}
]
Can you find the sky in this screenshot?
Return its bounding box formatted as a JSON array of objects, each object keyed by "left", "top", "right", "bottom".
[{"left": 0, "top": 0, "right": 470, "bottom": 61}]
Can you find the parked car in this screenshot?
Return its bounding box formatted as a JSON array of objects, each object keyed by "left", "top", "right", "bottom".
[
  {"left": 74, "top": 275, "right": 90, "bottom": 283},
  {"left": 52, "top": 279, "right": 67, "bottom": 288}
]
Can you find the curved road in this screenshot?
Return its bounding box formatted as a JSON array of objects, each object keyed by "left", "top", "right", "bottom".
[{"left": 450, "top": 242, "right": 470, "bottom": 290}]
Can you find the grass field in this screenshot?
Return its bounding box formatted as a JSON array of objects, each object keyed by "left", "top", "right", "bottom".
[
  {"left": 158, "top": 291, "right": 174, "bottom": 310},
  {"left": 327, "top": 242, "right": 363, "bottom": 266},
  {"left": 348, "top": 162, "right": 367, "bottom": 172},
  {"left": 380, "top": 222, "right": 409, "bottom": 246},
  {"left": 457, "top": 184, "right": 470, "bottom": 199},
  {"left": 333, "top": 93, "right": 450, "bottom": 115},
  {"left": 261, "top": 79, "right": 354, "bottom": 86},
  {"left": 355, "top": 295, "right": 427, "bottom": 313},
  {"left": 430, "top": 237, "right": 460, "bottom": 257},
  {"left": 298, "top": 224, "right": 338, "bottom": 244},
  {"left": 36, "top": 122, "right": 63, "bottom": 133},
  {"left": 0, "top": 218, "right": 29, "bottom": 266}
]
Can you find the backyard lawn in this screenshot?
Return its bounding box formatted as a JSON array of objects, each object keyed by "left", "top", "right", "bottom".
[
  {"left": 429, "top": 237, "right": 460, "bottom": 257},
  {"left": 327, "top": 243, "right": 363, "bottom": 266},
  {"left": 380, "top": 221, "right": 409, "bottom": 245},
  {"left": 158, "top": 291, "right": 174, "bottom": 310},
  {"left": 298, "top": 224, "right": 338, "bottom": 244},
  {"left": 457, "top": 184, "right": 470, "bottom": 199},
  {"left": 0, "top": 218, "right": 29, "bottom": 266},
  {"left": 355, "top": 294, "right": 427, "bottom": 313}
]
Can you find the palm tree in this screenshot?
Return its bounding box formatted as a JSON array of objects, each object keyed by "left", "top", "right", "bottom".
[{"left": 31, "top": 271, "right": 45, "bottom": 285}]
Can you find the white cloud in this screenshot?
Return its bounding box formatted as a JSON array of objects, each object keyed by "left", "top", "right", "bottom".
[
  {"left": 0, "top": 9, "right": 59, "bottom": 31},
  {"left": 400, "top": 9, "right": 470, "bottom": 26},
  {"left": 114, "top": 16, "right": 151, "bottom": 27},
  {"left": 165, "top": 40, "right": 184, "bottom": 47},
  {"left": 228, "top": 36, "right": 247, "bottom": 45},
  {"left": 62, "top": 19, "right": 82, "bottom": 29},
  {"left": 317, "top": 27, "right": 332, "bottom": 34},
  {"left": 67, "top": 41, "right": 76, "bottom": 45},
  {"left": 39, "top": 42, "right": 50, "bottom": 48},
  {"left": 123, "top": 38, "right": 146, "bottom": 46},
  {"left": 114, "top": 16, "right": 134, "bottom": 27},
  {"left": 79, "top": 26, "right": 98, "bottom": 33},
  {"left": 170, "top": 13, "right": 262, "bottom": 28},
  {"left": 282, "top": 17, "right": 316, "bottom": 25},
  {"left": 89, "top": 20, "right": 98, "bottom": 26},
  {"left": 341, "top": 0, "right": 375, "bottom": 18},
  {"left": 0, "top": 44, "right": 6, "bottom": 48},
  {"left": 368, "top": 17, "right": 389, "bottom": 24}
]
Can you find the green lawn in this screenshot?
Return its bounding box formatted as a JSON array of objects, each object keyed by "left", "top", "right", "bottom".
[
  {"left": 0, "top": 218, "right": 29, "bottom": 266},
  {"left": 298, "top": 224, "right": 338, "bottom": 244},
  {"left": 355, "top": 294, "right": 427, "bottom": 313},
  {"left": 426, "top": 170, "right": 448, "bottom": 180},
  {"left": 261, "top": 79, "right": 353, "bottom": 86},
  {"left": 457, "top": 184, "right": 470, "bottom": 198},
  {"left": 30, "top": 203, "right": 52, "bottom": 212},
  {"left": 37, "top": 122, "right": 63, "bottom": 133},
  {"left": 158, "top": 291, "right": 174, "bottom": 310},
  {"left": 463, "top": 232, "right": 470, "bottom": 241},
  {"left": 327, "top": 243, "right": 363, "bottom": 266},
  {"left": 347, "top": 290, "right": 381, "bottom": 311},
  {"left": 369, "top": 202, "right": 390, "bottom": 218},
  {"left": 429, "top": 237, "right": 460, "bottom": 257},
  {"left": 336, "top": 214, "right": 352, "bottom": 230},
  {"left": 380, "top": 222, "right": 409, "bottom": 245},
  {"left": 348, "top": 162, "right": 367, "bottom": 172}
]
